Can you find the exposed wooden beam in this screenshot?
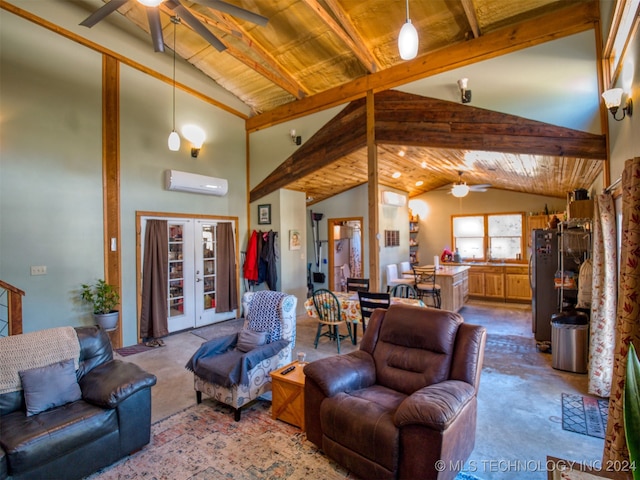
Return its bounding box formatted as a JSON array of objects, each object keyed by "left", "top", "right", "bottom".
[
  {"left": 460, "top": 0, "right": 481, "bottom": 38},
  {"left": 102, "top": 55, "right": 122, "bottom": 350},
  {"left": 246, "top": 0, "right": 599, "bottom": 132},
  {"left": 249, "top": 90, "right": 607, "bottom": 203},
  {"left": 303, "top": 0, "right": 379, "bottom": 73},
  {"left": 250, "top": 100, "right": 367, "bottom": 203},
  {"left": 176, "top": 4, "right": 307, "bottom": 99},
  {"left": 366, "top": 90, "right": 379, "bottom": 292}
]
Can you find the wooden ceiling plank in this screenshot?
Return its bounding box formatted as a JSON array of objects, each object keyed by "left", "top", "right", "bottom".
[
  {"left": 246, "top": 0, "right": 598, "bottom": 132},
  {"left": 161, "top": 3, "right": 307, "bottom": 99}
]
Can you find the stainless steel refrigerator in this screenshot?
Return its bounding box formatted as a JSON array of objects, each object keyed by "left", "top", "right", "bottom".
[{"left": 530, "top": 229, "right": 558, "bottom": 342}]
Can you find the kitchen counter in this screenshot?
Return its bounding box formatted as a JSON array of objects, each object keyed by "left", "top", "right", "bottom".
[{"left": 413, "top": 265, "right": 469, "bottom": 312}]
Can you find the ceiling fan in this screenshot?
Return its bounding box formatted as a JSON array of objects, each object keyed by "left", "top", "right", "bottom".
[
  {"left": 80, "top": 0, "right": 269, "bottom": 53},
  {"left": 449, "top": 171, "right": 492, "bottom": 198}
]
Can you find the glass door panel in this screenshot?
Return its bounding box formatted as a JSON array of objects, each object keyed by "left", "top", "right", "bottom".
[{"left": 167, "top": 221, "right": 194, "bottom": 332}]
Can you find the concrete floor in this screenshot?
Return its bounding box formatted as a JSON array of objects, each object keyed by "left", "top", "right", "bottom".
[{"left": 118, "top": 300, "right": 604, "bottom": 480}]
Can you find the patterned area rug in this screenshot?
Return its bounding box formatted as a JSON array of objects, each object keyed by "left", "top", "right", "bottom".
[
  {"left": 87, "top": 400, "right": 481, "bottom": 479},
  {"left": 561, "top": 393, "right": 609, "bottom": 439}
]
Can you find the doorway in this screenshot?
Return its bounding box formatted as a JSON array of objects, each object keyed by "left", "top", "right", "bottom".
[
  {"left": 328, "top": 217, "right": 363, "bottom": 291},
  {"left": 138, "top": 213, "right": 239, "bottom": 335}
]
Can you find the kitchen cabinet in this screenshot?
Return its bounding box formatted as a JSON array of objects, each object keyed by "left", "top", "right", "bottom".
[
  {"left": 465, "top": 264, "right": 529, "bottom": 302},
  {"left": 505, "top": 266, "right": 531, "bottom": 301},
  {"left": 484, "top": 268, "right": 505, "bottom": 299}
]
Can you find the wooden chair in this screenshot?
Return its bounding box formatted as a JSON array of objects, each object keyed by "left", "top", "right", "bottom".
[
  {"left": 312, "top": 289, "right": 353, "bottom": 353},
  {"left": 390, "top": 283, "right": 418, "bottom": 299},
  {"left": 357, "top": 291, "right": 390, "bottom": 340},
  {"left": 346, "top": 277, "right": 370, "bottom": 292},
  {"left": 412, "top": 267, "right": 441, "bottom": 308}
]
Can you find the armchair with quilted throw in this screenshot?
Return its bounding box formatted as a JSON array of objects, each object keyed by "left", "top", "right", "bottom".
[
  {"left": 186, "top": 290, "right": 297, "bottom": 421},
  {"left": 303, "top": 303, "right": 486, "bottom": 480}
]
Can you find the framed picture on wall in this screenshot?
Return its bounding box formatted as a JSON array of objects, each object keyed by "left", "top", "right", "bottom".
[
  {"left": 289, "top": 230, "right": 301, "bottom": 250},
  {"left": 258, "top": 204, "right": 271, "bottom": 225}
]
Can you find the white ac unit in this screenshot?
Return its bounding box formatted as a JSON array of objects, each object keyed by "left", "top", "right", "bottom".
[
  {"left": 381, "top": 190, "right": 406, "bottom": 207},
  {"left": 165, "top": 170, "right": 228, "bottom": 196}
]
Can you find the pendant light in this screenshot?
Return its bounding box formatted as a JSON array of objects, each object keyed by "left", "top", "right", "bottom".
[
  {"left": 168, "top": 16, "right": 180, "bottom": 151},
  {"left": 398, "top": 0, "right": 418, "bottom": 60}
]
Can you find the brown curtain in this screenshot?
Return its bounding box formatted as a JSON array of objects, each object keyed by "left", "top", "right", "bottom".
[
  {"left": 215, "top": 222, "right": 238, "bottom": 313},
  {"left": 603, "top": 157, "right": 640, "bottom": 465},
  {"left": 140, "top": 219, "right": 169, "bottom": 339}
]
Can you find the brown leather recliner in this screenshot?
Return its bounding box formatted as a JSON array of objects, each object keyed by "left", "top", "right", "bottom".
[{"left": 304, "top": 303, "right": 486, "bottom": 480}]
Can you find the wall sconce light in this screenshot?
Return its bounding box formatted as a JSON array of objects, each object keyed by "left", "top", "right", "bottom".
[
  {"left": 457, "top": 78, "right": 472, "bottom": 103},
  {"left": 290, "top": 129, "right": 301, "bottom": 146},
  {"left": 181, "top": 124, "right": 206, "bottom": 157},
  {"left": 602, "top": 88, "right": 633, "bottom": 121}
]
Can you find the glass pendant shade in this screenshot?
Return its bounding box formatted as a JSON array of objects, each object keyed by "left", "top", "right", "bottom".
[
  {"left": 398, "top": 20, "right": 418, "bottom": 60},
  {"left": 451, "top": 184, "right": 470, "bottom": 198},
  {"left": 168, "top": 130, "right": 180, "bottom": 151},
  {"left": 601, "top": 88, "right": 623, "bottom": 109}
]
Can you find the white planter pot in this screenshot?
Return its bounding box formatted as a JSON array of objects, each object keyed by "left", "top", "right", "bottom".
[{"left": 94, "top": 311, "right": 119, "bottom": 331}]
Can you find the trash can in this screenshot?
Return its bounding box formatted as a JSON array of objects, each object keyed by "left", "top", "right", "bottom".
[{"left": 551, "top": 311, "right": 589, "bottom": 373}]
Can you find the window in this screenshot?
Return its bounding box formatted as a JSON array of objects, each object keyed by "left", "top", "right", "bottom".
[{"left": 453, "top": 213, "right": 524, "bottom": 262}]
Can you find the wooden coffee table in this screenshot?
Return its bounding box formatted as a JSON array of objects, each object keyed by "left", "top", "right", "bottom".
[{"left": 270, "top": 361, "right": 305, "bottom": 430}]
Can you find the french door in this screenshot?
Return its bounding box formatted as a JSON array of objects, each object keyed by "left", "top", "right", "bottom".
[{"left": 142, "top": 215, "right": 237, "bottom": 333}]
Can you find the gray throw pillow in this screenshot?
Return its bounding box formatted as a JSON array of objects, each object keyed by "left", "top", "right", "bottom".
[
  {"left": 236, "top": 329, "right": 268, "bottom": 353},
  {"left": 19, "top": 358, "right": 82, "bottom": 416}
]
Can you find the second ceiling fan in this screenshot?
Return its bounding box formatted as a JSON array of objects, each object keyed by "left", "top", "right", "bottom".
[
  {"left": 450, "top": 171, "right": 492, "bottom": 198},
  {"left": 80, "top": 0, "right": 269, "bottom": 53}
]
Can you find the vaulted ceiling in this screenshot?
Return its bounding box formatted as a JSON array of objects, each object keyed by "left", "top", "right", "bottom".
[{"left": 3, "top": 0, "right": 606, "bottom": 201}]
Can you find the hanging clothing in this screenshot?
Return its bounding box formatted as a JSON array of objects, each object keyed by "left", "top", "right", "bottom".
[
  {"left": 261, "top": 230, "right": 278, "bottom": 290},
  {"left": 243, "top": 230, "right": 259, "bottom": 282}
]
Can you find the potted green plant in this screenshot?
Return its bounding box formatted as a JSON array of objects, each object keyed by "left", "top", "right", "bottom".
[
  {"left": 81, "top": 279, "right": 120, "bottom": 331},
  {"left": 624, "top": 342, "right": 640, "bottom": 480}
]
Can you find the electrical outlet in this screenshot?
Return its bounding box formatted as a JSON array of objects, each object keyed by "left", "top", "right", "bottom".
[{"left": 30, "top": 265, "right": 47, "bottom": 276}]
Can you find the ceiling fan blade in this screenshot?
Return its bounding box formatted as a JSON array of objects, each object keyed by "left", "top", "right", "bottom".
[
  {"left": 167, "top": 0, "right": 227, "bottom": 52},
  {"left": 147, "top": 7, "right": 165, "bottom": 52},
  {"left": 80, "top": 0, "right": 130, "bottom": 28},
  {"left": 194, "top": 0, "right": 269, "bottom": 26},
  {"left": 469, "top": 184, "right": 492, "bottom": 191}
]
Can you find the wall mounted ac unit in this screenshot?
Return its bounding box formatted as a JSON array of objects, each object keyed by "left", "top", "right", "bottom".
[
  {"left": 165, "top": 170, "right": 228, "bottom": 196},
  {"left": 381, "top": 190, "right": 406, "bottom": 207}
]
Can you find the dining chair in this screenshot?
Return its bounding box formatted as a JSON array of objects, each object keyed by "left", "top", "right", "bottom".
[
  {"left": 357, "top": 291, "right": 390, "bottom": 338},
  {"left": 312, "top": 289, "right": 353, "bottom": 353},
  {"left": 346, "top": 277, "right": 370, "bottom": 292},
  {"left": 385, "top": 264, "right": 414, "bottom": 291},
  {"left": 390, "top": 283, "right": 418, "bottom": 299},
  {"left": 399, "top": 261, "right": 414, "bottom": 280},
  {"left": 412, "top": 267, "right": 442, "bottom": 308}
]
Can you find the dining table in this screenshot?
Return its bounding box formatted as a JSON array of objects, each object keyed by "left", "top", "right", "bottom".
[{"left": 304, "top": 291, "right": 425, "bottom": 344}]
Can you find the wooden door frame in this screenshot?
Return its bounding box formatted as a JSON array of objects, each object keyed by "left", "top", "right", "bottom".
[
  {"left": 135, "top": 211, "right": 240, "bottom": 343},
  {"left": 327, "top": 217, "right": 363, "bottom": 291}
]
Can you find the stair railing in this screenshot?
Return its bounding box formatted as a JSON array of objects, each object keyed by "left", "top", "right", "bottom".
[{"left": 0, "top": 280, "right": 25, "bottom": 337}]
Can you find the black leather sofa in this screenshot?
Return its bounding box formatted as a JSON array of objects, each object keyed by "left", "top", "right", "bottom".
[{"left": 0, "top": 326, "right": 157, "bottom": 480}]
